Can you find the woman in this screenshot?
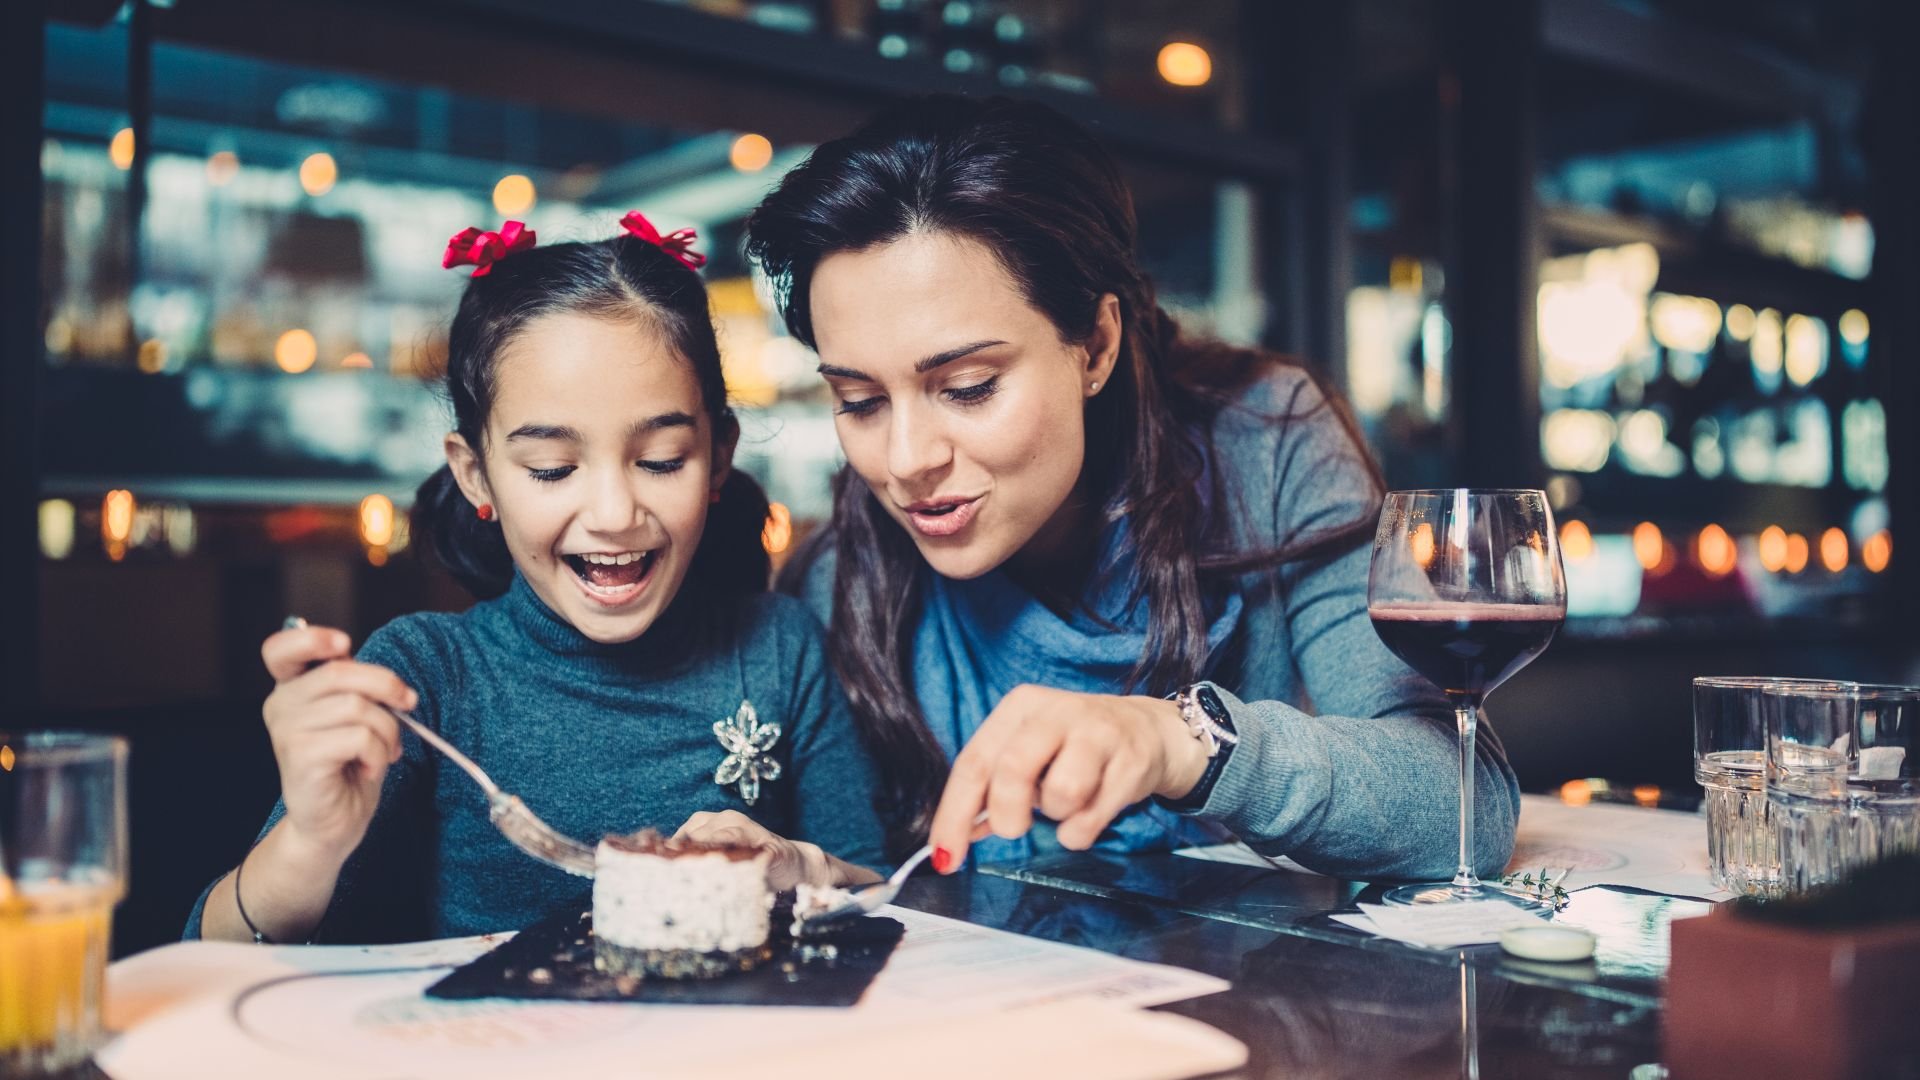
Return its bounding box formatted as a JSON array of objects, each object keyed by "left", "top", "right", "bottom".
[{"left": 745, "top": 95, "right": 1519, "bottom": 879}]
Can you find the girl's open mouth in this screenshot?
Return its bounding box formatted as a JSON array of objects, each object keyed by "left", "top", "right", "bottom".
[{"left": 562, "top": 550, "right": 660, "bottom": 604}]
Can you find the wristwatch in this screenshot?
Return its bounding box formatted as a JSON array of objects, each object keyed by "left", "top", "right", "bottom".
[{"left": 1154, "top": 683, "right": 1238, "bottom": 813}]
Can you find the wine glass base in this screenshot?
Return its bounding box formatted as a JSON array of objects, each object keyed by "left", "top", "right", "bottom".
[{"left": 1382, "top": 882, "right": 1554, "bottom": 907}]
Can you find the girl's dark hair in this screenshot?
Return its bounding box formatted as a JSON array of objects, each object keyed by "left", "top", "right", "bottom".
[
  {"left": 746, "top": 95, "right": 1382, "bottom": 855},
  {"left": 414, "top": 234, "right": 770, "bottom": 621}
]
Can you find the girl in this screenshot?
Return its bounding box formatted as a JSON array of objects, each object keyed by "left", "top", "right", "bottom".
[
  {"left": 188, "top": 212, "right": 884, "bottom": 945},
  {"left": 746, "top": 96, "right": 1520, "bottom": 878}
]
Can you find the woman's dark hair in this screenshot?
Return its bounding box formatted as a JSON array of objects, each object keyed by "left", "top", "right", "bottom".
[
  {"left": 746, "top": 95, "right": 1381, "bottom": 854},
  {"left": 414, "top": 233, "right": 770, "bottom": 618}
]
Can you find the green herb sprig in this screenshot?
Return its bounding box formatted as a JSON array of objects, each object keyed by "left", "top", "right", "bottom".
[{"left": 1496, "top": 868, "right": 1571, "bottom": 909}]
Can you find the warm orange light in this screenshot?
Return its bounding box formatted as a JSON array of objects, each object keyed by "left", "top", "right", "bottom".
[
  {"left": 1559, "top": 779, "right": 1593, "bottom": 806},
  {"left": 1157, "top": 42, "right": 1212, "bottom": 87},
  {"left": 359, "top": 494, "right": 396, "bottom": 548},
  {"left": 1863, "top": 530, "right": 1891, "bottom": 573},
  {"left": 275, "top": 329, "right": 318, "bottom": 373},
  {"left": 109, "top": 127, "right": 135, "bottom": 170},
  {"left": 492, "top": 174, "right": 536, "bottom": 215},
  {"left": 103, "top": 488, "right": 135, "bottom": 562},
  {"left": 762, "top": 502, "right": 793, "bottom": 554},
  {"left": 1632, "top": 784, "right": 1661, "bottom": 808},
  {"left": 1697, "top": 524, "right": 1736, "bottom": 578},
  {"left": 1559, "top": 520, "right": 1593, "bottom": 562},
  {"left": 341, "top": 351, "right": 373, "bottom": 369},
  {"left": 1410, "top": 522, "right": 1437, "bottom": 567},
  {"left": 1757, "top": 526, "right": 1788, "bottom": 573},
  {"left": 367, "top": 546, "right": 389, "bottom": 567},
  {"left": 299, "top": 152, "right": 338, "bottom": 197},
  {"left": 729, "top": 133, "right": 774, "bottom": 173},
  {"left": 1632, "top": 522, "right": 1663, "bottom": 571},
  {"left": 0, "top": 744, "right": 12, "bottom": 772},
  {"left": 1820, "top": 527, "right": 1849, "bottom": 573},
  {"left": 1785, "top": 533, "right": 1810, "bottom": 574},
  {"left": 206, "top": 150, "right": 240, "bottom": 186}
]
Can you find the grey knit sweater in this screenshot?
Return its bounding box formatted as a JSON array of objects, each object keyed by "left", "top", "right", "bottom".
[
  {"left": 798, "top": 365, "right": 1522, "bottom": 881},
  {"left": 185, "top": 577, "right": 886, "bottom": 942}
]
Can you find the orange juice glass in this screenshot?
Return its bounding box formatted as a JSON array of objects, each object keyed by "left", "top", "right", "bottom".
[{"left": 0, "top": 733, "right": 128, "bottom": 1075}]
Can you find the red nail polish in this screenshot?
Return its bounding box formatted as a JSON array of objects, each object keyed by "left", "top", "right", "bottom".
[{"left": 931, "top": 846, "right": 953, "bottom": 874}]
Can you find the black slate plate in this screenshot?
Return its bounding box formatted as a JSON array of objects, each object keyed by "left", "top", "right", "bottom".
[{"left": 425, "top": 893, "right": 905, "bottom": 1007}]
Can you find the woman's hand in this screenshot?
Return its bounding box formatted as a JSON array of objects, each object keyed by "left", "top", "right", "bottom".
[
  {"left": 260, "top": 623, "right": 417, "bottom": 865},
  {"left": 673, "top": 810, "right": 881, "bottom": 890},
  {"left": 925, "top": 684, "right": 1211, "bottom": 871}
]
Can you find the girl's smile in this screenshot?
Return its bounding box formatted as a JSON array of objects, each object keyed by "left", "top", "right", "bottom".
[
  {"left": 447, "top": 311, "right": 728, "bottom": 644},
  {"left": 562, "top": 548, "right": 663, "bottom": 608}
]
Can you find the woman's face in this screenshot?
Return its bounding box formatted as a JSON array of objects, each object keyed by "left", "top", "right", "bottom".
[
  {"left": 447, "top": 311, "right": 728, "bottom": 644},
  {"left": 809, "top": 230, "right": 1119, "bottom": 581}
]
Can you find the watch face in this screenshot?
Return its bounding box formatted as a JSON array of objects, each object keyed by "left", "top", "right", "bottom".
[{"left": 1196, "top": 686, "right": 1234, "bottom": 730}]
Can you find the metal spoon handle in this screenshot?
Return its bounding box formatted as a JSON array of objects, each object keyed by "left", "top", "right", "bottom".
[
  {"left": 280, "top": 616, "right": 501, "bottom": 796},
  {"left": 381, "top": 704, "right": 501, "bottom": 798}
]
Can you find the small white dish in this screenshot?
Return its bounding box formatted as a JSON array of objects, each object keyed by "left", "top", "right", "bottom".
[{"left": 1498, "top": 924, "right": 1596, "bottom": 962}]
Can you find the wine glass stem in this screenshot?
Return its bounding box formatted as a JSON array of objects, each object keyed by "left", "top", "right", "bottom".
[{"left": 1453, "top": 700, "right": 1481, "bottom": 891}]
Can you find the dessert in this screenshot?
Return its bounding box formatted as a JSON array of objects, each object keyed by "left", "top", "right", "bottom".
[
  {"left": 591, "top": 829, "right": 773, "bottom": 979},
  {"left": 790, "top": 881, "right": 859, "bottom": 937}
]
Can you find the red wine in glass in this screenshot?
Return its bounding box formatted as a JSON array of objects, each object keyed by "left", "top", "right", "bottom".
[
  {"left": 1368, "top": 489, "right": 1567, "bottom": 906},
  {"left": 1368, "top": 603, "right": 1561, "bottom": 706}
]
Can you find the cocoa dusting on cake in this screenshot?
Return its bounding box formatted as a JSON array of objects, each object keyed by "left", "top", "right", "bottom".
[{"left": 599, "top": 827, "right": 765, "bottom": 861}]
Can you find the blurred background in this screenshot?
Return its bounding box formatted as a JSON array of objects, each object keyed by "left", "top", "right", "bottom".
[{"left": 4, "top": 0, "right": 1914, "bottom": 953}]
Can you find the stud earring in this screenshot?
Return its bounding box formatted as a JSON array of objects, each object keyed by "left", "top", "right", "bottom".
[
  {"left": 476, "top": 503, "right": 494, "bottom": 521},
  {"left": 1089, "top": 380, "right": 1101, "bottom": 393}
]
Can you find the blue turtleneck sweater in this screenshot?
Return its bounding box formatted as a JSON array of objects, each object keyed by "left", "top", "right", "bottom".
[{"left": 184, "top": 576, "right": 885, "bottom": 943}]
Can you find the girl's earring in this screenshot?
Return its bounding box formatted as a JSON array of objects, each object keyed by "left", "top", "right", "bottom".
[
  {"left": 476, "top": 503, "right": 495, "bottom": 521},
  {"left": 1089, "top": 380, "right": 1101, "bottom": 393},
  {"left": 709, "top": 490, "right": 722, "bottom": 505}
]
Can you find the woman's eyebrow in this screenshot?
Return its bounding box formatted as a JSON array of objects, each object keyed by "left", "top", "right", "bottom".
[{"left": 816, "top": 339, "right": 1007, "bottom": 381}]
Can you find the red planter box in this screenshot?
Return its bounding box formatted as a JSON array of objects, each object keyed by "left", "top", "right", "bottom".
[{"left": 1666, "top": 906, "right": 1920, "bottom": 1079}]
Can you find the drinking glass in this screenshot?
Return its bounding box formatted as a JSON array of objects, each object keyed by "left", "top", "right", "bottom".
[
  {"left": 1768, "top": 683, "right": 1920, "bottom": 893},
  {"left": 1369, "top": 490, "right": 1567, "bottom": 906},
  {"left": 1693, "top": 676, "right": 1835, "bottom": 895},
  {"left": 1764, "top": 682, "right": 1860, "bottom": 894},
  {"left": 0, "top": 733, "right": 129, "bottom": 1075},
  {"left": 1845, "top": 684, "right": 1920, "bottom": 868}
]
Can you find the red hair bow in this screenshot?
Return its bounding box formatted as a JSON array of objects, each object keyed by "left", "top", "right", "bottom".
[
  {"left": 618, "top": 211, "right": 706, "bottom": 272},
  {"left": 441, "top": 220, "right": 536, "bottom": 277}
]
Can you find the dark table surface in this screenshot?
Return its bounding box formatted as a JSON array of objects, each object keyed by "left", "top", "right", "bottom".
[
  {"left": 895, "top": 856, "right": 1676, "bottom": 1079},
  {"left": 92, "top": 830, "right": 1685, "bottom": 1079}
]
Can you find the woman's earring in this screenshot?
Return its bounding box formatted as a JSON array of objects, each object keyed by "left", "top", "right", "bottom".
[
  {"left": 476, "top": 503, "right": 494, "bottom": 521},
  {"left": 709, "top": 490, "right": 722, "bottom": 505},
  {"left": 1089, "top": 380, "right": 1101, "bottom": 393}
]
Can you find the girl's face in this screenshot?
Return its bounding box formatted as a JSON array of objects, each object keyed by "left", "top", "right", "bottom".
[
  {"left": 808, "top": 230, "right": 1120, "bottom": 581},
  {"left": 447, "top": 312, "right": 729, "bottom": 644}
]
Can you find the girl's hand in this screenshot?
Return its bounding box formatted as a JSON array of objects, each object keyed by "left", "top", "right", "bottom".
[
  {"left": 672, "top": 810, "right": 880, "bottom": 890},
  {"left": 260, "top": 623, "right": 418, "bottom": 864},
  {"left": 925, "top": 684, "right": 1211, "bottom": 871}
]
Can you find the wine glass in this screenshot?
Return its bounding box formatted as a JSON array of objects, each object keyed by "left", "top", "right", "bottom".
[{"left": 1368, "top": 489, "right": 1567, "bottom": 906}]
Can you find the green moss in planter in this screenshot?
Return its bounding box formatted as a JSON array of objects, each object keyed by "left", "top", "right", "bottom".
[{"left": 1727, "top": 853, "right": 1920, "bottom": 931}]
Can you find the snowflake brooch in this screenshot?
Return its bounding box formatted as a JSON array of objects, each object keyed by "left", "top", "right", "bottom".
[{"left": 713, "top": 699, "right": 782, "bottom": 806}]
